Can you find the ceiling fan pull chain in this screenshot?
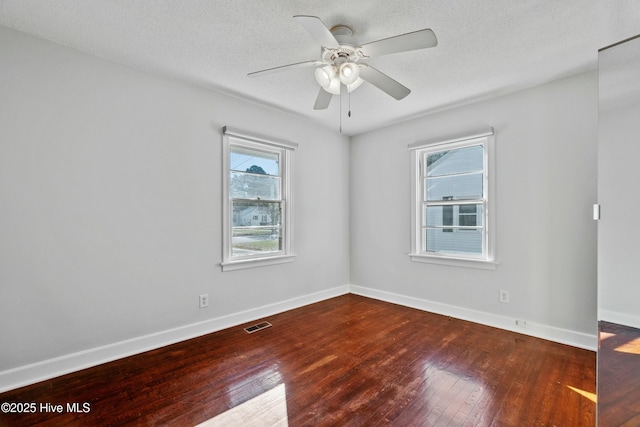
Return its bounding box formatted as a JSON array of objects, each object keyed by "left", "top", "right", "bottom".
[{"left": 339, "top": 89, "right": 342, "bottom": 133}]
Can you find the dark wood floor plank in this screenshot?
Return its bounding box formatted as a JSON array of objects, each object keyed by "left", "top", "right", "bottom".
[{"left": 0, "top": 294, "right": 595, "bottom": 426}]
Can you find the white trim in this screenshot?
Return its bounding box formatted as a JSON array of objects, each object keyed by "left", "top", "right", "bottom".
[
  {"left": 408, "top": 253, "right": 498, "bottom": 270},
  {"left": 221, "top": 128, "right": 295, "bottom": 271},
  {"left": 0, "top": 285, "right": 350, "bottom": 393},
  {"left": 408, "top": 127, "right": 494, "bottom": 151},
  {"left": 350, "top": 285, "right": 597, "bottom": 351},
  {"left": 223, "top": 126, "right": 298, "bottom": 150},
  {"left": 221, "top": 254, "right": 296, "bottom": 271},
  {"left": 409, "top": 130, "right": 496, "bottom": 264},
  {"left": 599, "top": 309, "right": 640, "bottom": 330}
]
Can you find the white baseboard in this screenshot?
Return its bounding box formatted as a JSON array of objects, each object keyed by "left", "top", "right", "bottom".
[
  {"left": 0, "top": 285, "right": 350, "bottom": 393},
  {"left": 599, "top": 309, "right": 640, "bottom": 329},
  {"left": 350, "top": 285, "right": 597, "bottom": 351}
]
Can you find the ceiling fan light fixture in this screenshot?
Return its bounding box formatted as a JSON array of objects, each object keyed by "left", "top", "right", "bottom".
[
  {"left": 324, "top": 75, "right": 341, "bottom": 95},
  {"left": 314, "top": 65, "right": 336, "bottom": 88},
  {"left": 339, "top": 62, "right": 360, "bottom": 85},
  {"left": 250, "top": 16, "right": 438, "bottom": 113}
]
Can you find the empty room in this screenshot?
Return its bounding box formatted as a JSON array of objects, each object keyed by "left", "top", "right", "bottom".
[{"left": 1, "top": 1, "right": 639, "bottom": 426}]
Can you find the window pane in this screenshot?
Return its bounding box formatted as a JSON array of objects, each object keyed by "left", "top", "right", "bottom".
[
  {"left": 459, "top": 204, "right": 477, "bottom": 214},
  {"left": 232, "top": 227, "right": 282, "bottom": 257},
  {"left": 231, "top": 200, "right": 282, "bottom": 257},
  {"left": 232, "top": 200, "right": 280, "bottom": 227},
  {"left": 426, "top": 172, "right": 483, "bottom": 201},
  {"left": 425, "top": 228, "right": 483, "bottom": 255},
  {"left": 425, "top": 204, "right": 484, "bottom": 227},
  {"left": 426, "top": 145, "right": 483, "bottom": 177},
  {"left": 230, "top": 146, "right": 279, "bottom": 176},
  {"left": 230, "top": 172, "right": 281, "bottom": 200}
]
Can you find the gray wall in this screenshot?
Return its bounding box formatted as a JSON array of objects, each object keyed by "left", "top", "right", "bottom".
[
  {"left": 0, "top": 26, "right": 350, "bottom": 374},
  {"left": 350, "top": 71, "right": 598, "bottom": 342}
]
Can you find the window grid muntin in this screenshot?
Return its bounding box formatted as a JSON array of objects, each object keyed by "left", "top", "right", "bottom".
[{"left": 424, "top": 201, "right": 484, "bottom": 228}]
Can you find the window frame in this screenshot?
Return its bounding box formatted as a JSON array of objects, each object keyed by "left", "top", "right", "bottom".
[
  {"left": 221, "top": 127, "right": 297, "bottom": 271},
  {"left": 409, "top": 128, "right": 497, "bottom": 269}
]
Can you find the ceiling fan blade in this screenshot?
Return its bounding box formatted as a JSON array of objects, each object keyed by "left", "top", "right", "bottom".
[
  {"left": 248, "top": 60, "right": 322, "bottom": 77},
  {"left": 359, "top": 29, "right": 437, "bottom": 58},
  {"left": 293, "top": 15, "right": 340, "bottom": 48},
  {"left": 359, "top": 65, "right": 411, "bottom": 100},
  {"left": 314, "top": 87, "right": 333, "bottom": 110}
]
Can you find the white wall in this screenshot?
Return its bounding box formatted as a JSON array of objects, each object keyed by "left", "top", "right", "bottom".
[
  {"left": 350, "top": 71, "right": 598, "bottom": 347},
  {"left": 0, "top": 26, "right": 350, "bottom": 384}
]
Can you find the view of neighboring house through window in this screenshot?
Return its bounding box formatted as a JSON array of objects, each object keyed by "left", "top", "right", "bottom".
[
  {"left": 425, "top": 144, "right": 484, "bottom": 254},
  {"left": 221, "top": 127, "right": 296, "bottom": 271},
  {"left": 230, "top": 146, "right": 281, "bottom": 255},
  {"left": 409, "top": 129, "right": 495, "bottom": 267}
]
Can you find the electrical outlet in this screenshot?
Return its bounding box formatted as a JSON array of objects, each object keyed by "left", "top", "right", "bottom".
[
  {"left": 516, "top": 319, "right": 527, "bottom": 328},
  {"left": 499, "top": 290, "right": 509, "bottom": 303},
  {"left": 199, "top": 294, "right": 209, "bottom": 308}
]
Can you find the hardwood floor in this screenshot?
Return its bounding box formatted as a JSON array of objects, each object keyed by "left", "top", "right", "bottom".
[
  {"left": 0, "top": 294, "right": 595, "bottom": 426},
  {"left": 598, "top": 321, "right": 640, "bottom": 426}
]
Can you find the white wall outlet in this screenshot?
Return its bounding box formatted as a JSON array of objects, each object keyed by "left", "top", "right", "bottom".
[
  {"left": 499, "top": 290, "right": 509, "bottom": 303},
  {"left": 516, "top": 319, "right": 527, "bottom": 328},
  {"left": 199, "top": 294, "right": 209, "bottom": 308}
]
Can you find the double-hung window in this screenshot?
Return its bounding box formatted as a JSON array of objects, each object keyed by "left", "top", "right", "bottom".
[
  {"left": 221, "top": 127, "right": 296, "bottom": 271},
  {"left": 409, "top": 128, "right": 496, "bottom": 269}
]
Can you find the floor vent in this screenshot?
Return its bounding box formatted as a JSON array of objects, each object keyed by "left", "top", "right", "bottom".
[{"left": 244, "top": 321, "right": 272, "bottom": 334}]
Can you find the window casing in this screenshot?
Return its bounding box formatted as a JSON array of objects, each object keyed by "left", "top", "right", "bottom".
[
  {"left": 221, "top": 127, "right": 296, "bottom": 271},
  {"left": 409, "top": 129, "right": 496, "bottom": 269}
]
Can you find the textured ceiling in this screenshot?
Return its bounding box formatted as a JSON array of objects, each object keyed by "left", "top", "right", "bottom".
[{"left": 1, "top": 1, "right": 639, "bottom": 135}]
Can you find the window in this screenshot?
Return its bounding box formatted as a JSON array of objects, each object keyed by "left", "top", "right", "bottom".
[
  {"left": 409, "top": 129, "right": 496, "bottom": 269},
  {"left": 221, "top": 127, "right": 297, "bottom": 271}
]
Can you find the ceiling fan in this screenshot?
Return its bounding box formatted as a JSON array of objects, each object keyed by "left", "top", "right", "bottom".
[{"left": 248, "top": 15, "right": 438, "bottom": 110}]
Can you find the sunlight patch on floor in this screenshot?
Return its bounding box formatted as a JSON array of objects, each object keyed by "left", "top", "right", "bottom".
[
  {"left": 614, "top": 337, "right": 640, "bottom": 355},
  {"left": 196, "top": 383, "right": 288, "bottom": 427},
  {"left": 567, "top": 385, "right": 597, "bottom": 403},
  {"left": 599, "top": 331, "right": 616, "bottom": 341}
]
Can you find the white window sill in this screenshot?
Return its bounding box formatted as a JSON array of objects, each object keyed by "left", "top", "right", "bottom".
[
  {"left": 409, "top": 253, "right": 498, "bottom": 270},
  {"left": 221, "top": 254, "right": 296, "bottom": 272}
]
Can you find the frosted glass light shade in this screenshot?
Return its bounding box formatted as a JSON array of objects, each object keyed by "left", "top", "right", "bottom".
[
  {"left": 339, "top": 62, "right": 360, "bottom": 85},
  {"left": 325, "top": 76, "right": 341, "bottom": 95},
  {"left": 322, "top": 76, "right": 364, "bottom": 95},
  {"left": 317, "top": 64, "right": 363, "bottom": 95},
  {"left": 314, "top": 66, "right": 336, "bottom": 88}
]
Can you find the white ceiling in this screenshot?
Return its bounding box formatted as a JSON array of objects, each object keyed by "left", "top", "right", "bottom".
[{"left": 1, "top": 1, "right": 639, "bottom": 135}]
